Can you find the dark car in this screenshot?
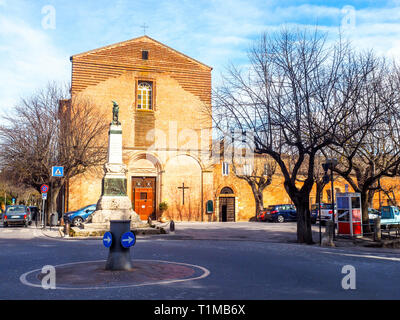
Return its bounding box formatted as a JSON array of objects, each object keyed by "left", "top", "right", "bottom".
[
  {"left": 262, "top": 204, "right": 297, "bottom": 223},
  {"left": 3, "top": 205, "right": 31, "bottom": 227}
]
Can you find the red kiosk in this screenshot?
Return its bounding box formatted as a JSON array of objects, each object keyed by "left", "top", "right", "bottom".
[{"left": 336, "top": 192, "right": 363, "bottom": 237}]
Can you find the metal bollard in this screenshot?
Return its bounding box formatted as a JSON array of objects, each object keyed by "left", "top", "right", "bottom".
[
  {"left": 170, "top": 220, "right": 175, "bottom": 232},
  {"left": 374, "top": 217, "right": 381, "bottom": 242},
  {"left": 64, "top": 220, "right": 70, "bottom": 237},
  {"left": 105, "top": 220, "right": 133, "bottom": 271}
]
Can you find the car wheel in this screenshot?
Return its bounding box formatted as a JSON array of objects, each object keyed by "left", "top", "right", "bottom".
[
  {"left": 277, "top": 215, "right": 285, "bottom": 223},
  {"left": 72, "top": 217, "right": 83, "bottom": 227}
]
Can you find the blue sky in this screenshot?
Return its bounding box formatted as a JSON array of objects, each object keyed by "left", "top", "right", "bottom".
[{"left": 1, "top": 0, "right": 400, "bottom": 111}]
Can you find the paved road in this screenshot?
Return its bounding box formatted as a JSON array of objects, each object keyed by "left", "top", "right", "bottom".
[{"left": 1, "top": 222, "right": 400, "bottom": 300}]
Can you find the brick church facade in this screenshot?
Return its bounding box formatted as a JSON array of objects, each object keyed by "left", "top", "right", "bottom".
[{"left": 65, "top": 36, "right": 400, "bottom": 222}]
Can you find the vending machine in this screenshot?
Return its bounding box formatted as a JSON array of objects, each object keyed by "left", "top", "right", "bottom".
[{"left": 336, "top": 192, "right": 363, "bottom": 237}]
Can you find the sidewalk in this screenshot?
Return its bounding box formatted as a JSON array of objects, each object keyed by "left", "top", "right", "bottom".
[
  {"left": 38, "top": 221, "right": 400, "bottom": 253},
  {"left": 40, "top": 221, "right": 315, "bottom": 242}
]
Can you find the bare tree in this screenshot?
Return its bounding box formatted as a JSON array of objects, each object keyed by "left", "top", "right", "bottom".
[
  {"left": 230, "top": 151, "right": 276, "bottom": 219},
  {"left": 325, "top": 59, "right": 400, "bottom": 231},
  {"left": 0, "top": 83, "right": 108, "bottom": 221},
  {"left": 379, "top": 184, "right": 399, "bottom": 207},
  {"left": 212, "top": 28, "right": 380, "bottom": 243}
]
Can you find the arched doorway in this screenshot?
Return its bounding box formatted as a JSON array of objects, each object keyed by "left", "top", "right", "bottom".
[
  {"left": 219, "top": 187, "right": 235, "bottom": 222},
  {"left": 128, "top": 153, "right": 162, "bottom": 221}
]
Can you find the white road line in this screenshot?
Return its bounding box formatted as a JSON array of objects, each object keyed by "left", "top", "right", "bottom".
[
  {"left": 323, "top": 251, "right": 400, "bottom": 262},
  {"left": 20, "top": 259, "right": 210, "bottom": 290}
]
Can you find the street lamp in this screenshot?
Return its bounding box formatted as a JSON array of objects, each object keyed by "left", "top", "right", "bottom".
[{"left": 322, "top": 158, "right": 338, "bottom": 239}]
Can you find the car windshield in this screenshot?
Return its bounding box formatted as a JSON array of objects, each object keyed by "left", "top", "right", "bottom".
[
  {"left": 311, "top": 203, "right": 333, "bottom": 210},
  {"left": 82, "top": 205, "right": 96, "bottom": 211},
  {"left": 381, "top": 207, "right": 393, "bottom": 219},
  {"left": 6, "top": 206, "right": 25, "bottom": 213}
]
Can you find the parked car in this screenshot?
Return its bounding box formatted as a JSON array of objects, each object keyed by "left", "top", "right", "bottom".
[
  {"left": 257, "top": 208, "right": 268, "bottom": 221},
  {"left": 64, "top": 204, "right": 97, "bottom": 227},
  {"left": 3, "top": 205, "right": 32, "bottom": 227},
  {"left": 262, "top": 204, "right": 297, "bottom": 223},
  {"left": 311, "top": 203, "right": 336, "bottom": 225},
  {"left": 380, "top": 206, "right": 400, "bottom": 228},
  {"left": 368, "top": 208, "right": 381, "bottom": 221}
]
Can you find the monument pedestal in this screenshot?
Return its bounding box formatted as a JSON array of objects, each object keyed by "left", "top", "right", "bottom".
[{"left": 85, "top": 123, "right": 145, "bottom": 230}]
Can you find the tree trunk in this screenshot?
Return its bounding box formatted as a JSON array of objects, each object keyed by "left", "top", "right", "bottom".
[
  {"left": 254, "top": 190, "right": 264, "bottom": 219},
  {"left": 361, "top": 191, "right": 371, "bottom": 234},
  {"left": 47, "top": 184, "right": 62, "bottom": 225},
  {"left": 294, "top": 196, "right": 314, "bottom": 244}
]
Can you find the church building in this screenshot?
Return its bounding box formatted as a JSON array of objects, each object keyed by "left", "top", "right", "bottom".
[{"left": 66, "top": 35, "right": 216, "bottom": 222}]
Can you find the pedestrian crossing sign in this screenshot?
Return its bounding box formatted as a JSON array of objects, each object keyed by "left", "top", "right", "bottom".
[{"left": 52, "top": 166, "right": 64, "bottom": 177}]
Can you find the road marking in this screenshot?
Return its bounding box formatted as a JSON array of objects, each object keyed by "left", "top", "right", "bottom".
[
  {"left": 323, "top": 251, "right": 400, "bottom": 262},
  {"left": 20, "top": 259, "right": 210, "bottom": 290}
]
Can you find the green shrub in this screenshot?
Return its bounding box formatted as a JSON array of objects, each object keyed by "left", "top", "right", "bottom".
[{"left": 159, "top": 201, "right": 168, "bottom": 212}]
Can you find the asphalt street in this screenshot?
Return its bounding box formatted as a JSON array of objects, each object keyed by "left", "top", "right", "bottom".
[{"left": 1, "top": 222, "right": 400, "bottom": 300}]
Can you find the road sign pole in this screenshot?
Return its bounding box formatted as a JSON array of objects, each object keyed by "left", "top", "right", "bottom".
[
  {"left": 105, "top": 220, "right": 133, "bottom": 271},
  {"left": 41, "top": 198, "right": 45, "bottom": 229}
]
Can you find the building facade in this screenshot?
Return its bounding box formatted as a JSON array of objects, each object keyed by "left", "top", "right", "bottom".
[
  {"left": 66, "top": 36, "right": 400, "bottom": 222},
  {"left": 67, "top": 36, "right": 214, "bottom": 221}
]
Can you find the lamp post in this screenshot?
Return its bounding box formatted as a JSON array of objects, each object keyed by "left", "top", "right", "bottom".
[
  {"left": 323, "top": 158, "right": 338, "bottom": 239},
  {"left": 378, "top": 178, "right": 382, "bottom": 210}
]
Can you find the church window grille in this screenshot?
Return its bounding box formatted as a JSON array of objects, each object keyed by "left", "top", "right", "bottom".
[{"left": 137, "top": 81, "right": 153, "bottom": 110}]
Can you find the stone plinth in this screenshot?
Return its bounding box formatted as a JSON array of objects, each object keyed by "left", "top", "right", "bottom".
[
  {"left": 108, "top": 125, "right": 123, "bottom": 164},
  {"left": 86, "top": 122, "right": 144, "bottom": 229}
]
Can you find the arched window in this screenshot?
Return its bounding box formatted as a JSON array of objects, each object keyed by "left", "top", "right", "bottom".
[
  {"left": 220, "top": 187, "right": 234, "bottom": 194},
  {"left": 137, "top": 81, "right": 152, "bottom": 110}
]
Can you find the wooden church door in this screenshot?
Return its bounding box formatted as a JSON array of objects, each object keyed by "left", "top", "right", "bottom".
[{"left": 133, "top": 177, "right": 156, "bottom": 220}]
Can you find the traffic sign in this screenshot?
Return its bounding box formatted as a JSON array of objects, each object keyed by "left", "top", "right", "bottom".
[
  {"left": 42, "top": 193, "right": 47, "bottom": 200},
  {"left": 52, "top": 166, "right": 64, "bottom": 177},
  {"left": 40, "top": 184, "right": 49, "bottom": 193},
  {"left": 120, "top": 232, "right": 136, "bottom": 248},
  {"left": 103, "top": 232, "right": 113, "bottom": 248}
]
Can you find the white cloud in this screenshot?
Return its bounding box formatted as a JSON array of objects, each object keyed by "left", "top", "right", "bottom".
[{"left": 0, "top": 14, "right": 70, "bottom": 113}]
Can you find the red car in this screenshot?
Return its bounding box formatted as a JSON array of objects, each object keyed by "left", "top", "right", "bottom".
[{"left": 257, "top": 208, "right": 268, "bottom": 221}]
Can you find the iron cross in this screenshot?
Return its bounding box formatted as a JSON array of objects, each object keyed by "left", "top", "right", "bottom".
[
  {"left": 178, "top": 183, "right": 189, "bottom": 205},
  {"left": 140, "top": 23, "right": 149, "bottom": 35}
]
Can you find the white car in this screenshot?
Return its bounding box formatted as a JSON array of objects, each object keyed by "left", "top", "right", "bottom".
[{"left": 311, "top": 203, "right": 336, "bottom": 224}]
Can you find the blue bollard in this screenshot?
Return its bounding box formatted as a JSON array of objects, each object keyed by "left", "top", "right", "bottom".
[{"left": 105, "top": 220, "right": 133, "bottom": 271}]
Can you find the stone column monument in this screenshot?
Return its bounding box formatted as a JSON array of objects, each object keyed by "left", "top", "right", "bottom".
[{"left": 90, "top": 101, "right": 143, "bottom": 228}]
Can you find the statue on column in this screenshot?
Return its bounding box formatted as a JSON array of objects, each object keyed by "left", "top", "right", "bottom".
[{"left": 112, "top": 101, "right": 121, "bottom": 125}]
